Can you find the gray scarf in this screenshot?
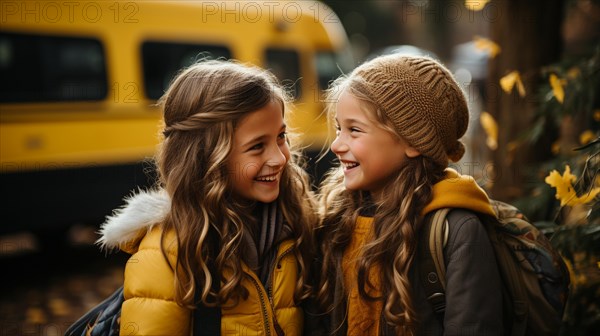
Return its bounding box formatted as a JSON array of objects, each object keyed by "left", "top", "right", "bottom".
[{"left": 242, "top": 202, "right": 292, "bottom": 285}]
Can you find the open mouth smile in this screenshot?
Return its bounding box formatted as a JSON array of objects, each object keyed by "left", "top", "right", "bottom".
[
  {"left": 341, "top": 160, "right": 359, "bottom": 170},
  {"left": 254, "top": 172, "right": 279, "bottom": 182}
]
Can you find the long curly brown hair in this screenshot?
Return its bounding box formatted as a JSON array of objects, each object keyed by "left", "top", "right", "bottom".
[
  {"left": 316, "top": 74, "right": 445, "bottom": 335},
  {"left": 155, "top": 60, "right": 316, "bottom": 308}
]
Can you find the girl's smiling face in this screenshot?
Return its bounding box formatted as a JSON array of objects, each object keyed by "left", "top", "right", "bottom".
[
  {"left": 227, "top": 100, "right": 290, "bottom": 203},
  {"left": 331, "top": 91, "right": 420, "bottom": 200}
]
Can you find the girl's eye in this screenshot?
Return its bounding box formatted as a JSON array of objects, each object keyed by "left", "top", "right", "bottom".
[
  {"left": 350, "top": 127, "right": 361, "bottom": 133},
  {"left": 249, "top": 143, "right": 263, "bottom": 151},
  {"left": 278, "top": 132, "right": 287, "bottom": 140}
]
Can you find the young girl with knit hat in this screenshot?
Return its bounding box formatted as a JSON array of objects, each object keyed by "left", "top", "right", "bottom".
[
  {"left": 311, "top": 54, "right": 503, "bottom": 335},
  {"left": 96, "top": 60, "right": 316, "bottom": 335}
]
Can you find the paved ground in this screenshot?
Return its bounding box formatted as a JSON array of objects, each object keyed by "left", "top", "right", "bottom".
[{"left": 0, "top": 228, "right": 129, "bottom": 336}]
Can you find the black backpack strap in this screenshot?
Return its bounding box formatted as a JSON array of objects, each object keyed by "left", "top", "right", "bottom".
[
  {"left": 418, "top": 208, "right": 450, "bottom": 316},
  {"left": 193, "top": 240, "right": 222, "bottom": 336},
  {"left": 193, "top": 273, "right": 221, "bottom": 336}
]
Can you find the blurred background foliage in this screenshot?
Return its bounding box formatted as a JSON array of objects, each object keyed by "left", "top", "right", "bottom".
[
  {"left": 323, "top": 0, "right": 599, "bottom": 333},
  {"left": 514, "top": 42, "right": 599, "bottom": 334}
]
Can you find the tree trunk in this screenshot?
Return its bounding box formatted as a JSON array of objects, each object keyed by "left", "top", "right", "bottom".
[{"left": 488, "top": 0, "right": 564, "bottom": 200}]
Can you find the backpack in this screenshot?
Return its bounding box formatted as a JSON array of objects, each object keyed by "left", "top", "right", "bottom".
[
  {"left": 65, "top": 286, "right": 124, "bottom": 336},
  {"left": 65, "top": 286, "right": 221, "bottom": 336},
  {"left": 418, "top": 200, "right": 570, "bottom": 336},
  {"left": 65, "top": 279, "right": 221, "bottom": 336}
]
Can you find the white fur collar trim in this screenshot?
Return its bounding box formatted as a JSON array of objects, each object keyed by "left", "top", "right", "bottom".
[{"left": 96, "top": 188, "right": 170, "bottom": 250}]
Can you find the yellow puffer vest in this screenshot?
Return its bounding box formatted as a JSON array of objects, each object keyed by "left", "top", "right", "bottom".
[{"left": 120, "top": 227, "right": 302, "bottom": 336}]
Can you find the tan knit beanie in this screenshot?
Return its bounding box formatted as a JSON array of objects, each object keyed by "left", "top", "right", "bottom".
[{"left": 351, "top": 54, "right": 469, "bottom": 166}]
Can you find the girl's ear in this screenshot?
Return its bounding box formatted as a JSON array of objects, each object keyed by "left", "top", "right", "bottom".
[{"left": 405, "top": 146, "right": 421, "bottom": 158}]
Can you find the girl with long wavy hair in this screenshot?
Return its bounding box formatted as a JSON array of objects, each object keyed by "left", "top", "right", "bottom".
[
  {"left": 311, "top": 55, "right": 503, "bottom": 335},
  {"left": 97, "top": 60, "right": 316, "bottom": 335}
]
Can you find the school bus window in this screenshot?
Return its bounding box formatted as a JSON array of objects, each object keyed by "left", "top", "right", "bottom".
[
  {"left": 265, "top": 48, "right": 301, "bottom": 99},
  {"left": 0, "top": 32, "right": 107, "bottom": 103},
  {"left": 142, "top": 41, "right": 232, "bottom": 100},
  {"left": 315, "top": 51, "right": 351, "bottom": 91}
]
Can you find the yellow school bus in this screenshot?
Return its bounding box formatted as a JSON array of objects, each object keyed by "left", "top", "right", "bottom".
[{"left": 0, "top": 0, "right": 352, "bottom": 243}]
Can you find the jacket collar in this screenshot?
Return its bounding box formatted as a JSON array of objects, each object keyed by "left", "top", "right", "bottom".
[{"left": 96, "top": 189, "right": 170, "bottom": 250}]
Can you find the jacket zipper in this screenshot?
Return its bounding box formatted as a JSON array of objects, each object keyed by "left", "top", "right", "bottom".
[
  {"left": 247, "top": 274, "right": 272, "bottom": 336},
  {"left": 267, "top": 246, "right": 294, "bottom": 336},
  {"left": 267, "top": 246, "right": 294, "bottom": 306},
  {"left": 246, "top": 245, "right": 294, "bottom": 336}
]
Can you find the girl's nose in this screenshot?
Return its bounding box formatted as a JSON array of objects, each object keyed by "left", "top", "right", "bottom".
[
  {"left": 266, "top": 145, "right": 287, "bottom": 168},
  {"left": 330, "top": 136, "right": 348, "bottom": 154}
]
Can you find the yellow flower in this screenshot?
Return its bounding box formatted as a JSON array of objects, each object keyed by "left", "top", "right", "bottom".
[
  {"left": 465, "top": 0, "right": 490, "bottom": 11},
  {"left": 594, "top": 110, "right": 600, "bottom": 122},
  {"left": 579, "top": 130, "right": 595, "bottom": 145},
  {"left": 549, "top": 74, "right": 565, "bottom": 104},
  {"left": 545, "top": 165, "right": 600, "bottom": 206},
  {"left": 473, "top": 36, "right": 501, "bottom": 58},
  {"left": 500, "top": 71, "right": 526, "bottom": 97},
  {"left": 479, "top": 111, "right": 498, "bottom": 150}
]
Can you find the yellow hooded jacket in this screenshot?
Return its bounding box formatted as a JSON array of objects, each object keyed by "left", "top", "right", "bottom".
[
  {"left": 341, "top": 169, "right": 499, "bottom": 335},
  {"left": 97, "top": 190, "right": 302, "bottom": 336}
]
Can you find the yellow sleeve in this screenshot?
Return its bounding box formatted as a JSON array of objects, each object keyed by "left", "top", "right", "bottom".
[{"left": 121, "top": 231, "right": 190, "bottom": 336}]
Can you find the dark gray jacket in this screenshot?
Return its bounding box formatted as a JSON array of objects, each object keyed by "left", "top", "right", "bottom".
[{"left": 306, "top": 209, "right": 504, "bottom": 336}]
